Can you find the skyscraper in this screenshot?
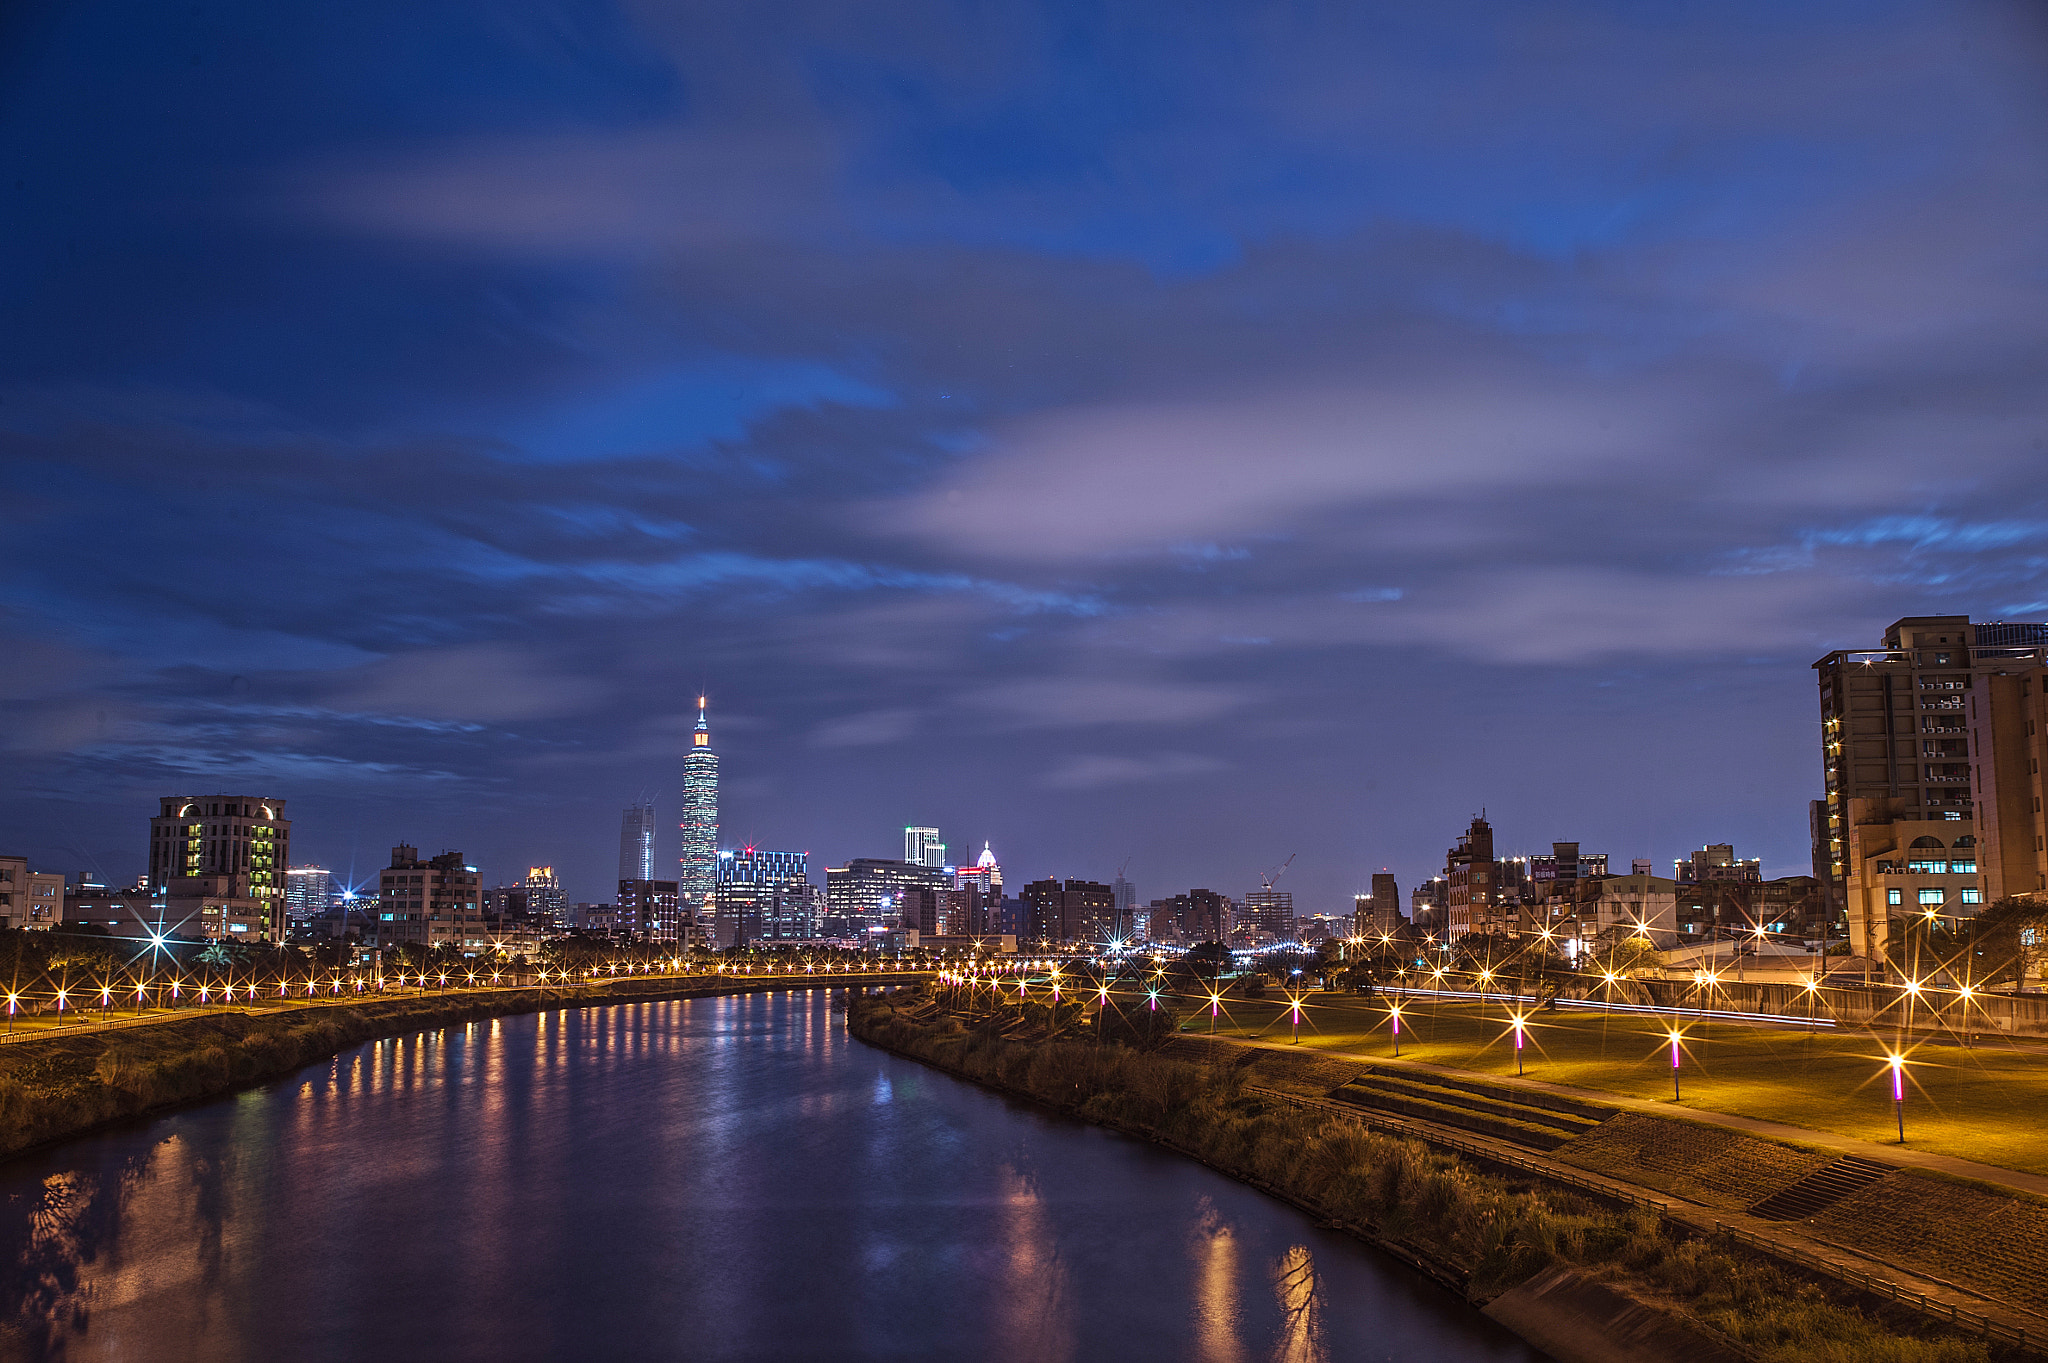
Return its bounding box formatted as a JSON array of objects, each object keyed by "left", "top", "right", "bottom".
[
  {"left": 619, "top": 801, "right": 657, "bottom": 883},
  {"left": 904, "top": 826, "right": 946, "bottom": 868},
  {"left": 680, "top": 696, "right": 719, "bottom": 922}
]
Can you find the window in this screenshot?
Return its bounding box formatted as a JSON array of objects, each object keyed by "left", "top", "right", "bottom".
[
  {"left": 1909, "top": 836, "right": 1945, "bottom": 849},
  {"left": 1906, "top": 859, "right": 1946, "bottom": 874},
  {"left": 1919, "top": 888, "right": 1945, "bottom": 906},
  {"left": 1962, "top": 887, "right": 1982, "bottom": 905},
  {"left": 1951, "top": 859, "right": 1977, "bottom": 874},
  {"left": 1887, "top": 889, "right": 1903, "bottom": 906}
]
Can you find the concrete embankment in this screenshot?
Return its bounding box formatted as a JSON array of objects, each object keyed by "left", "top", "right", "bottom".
[
  {"left": 0, "top": 973, "right": 921, "bottom": 1163},
  {"left": 848, "top": 992, "right": 2029, "bottom": 1363}
]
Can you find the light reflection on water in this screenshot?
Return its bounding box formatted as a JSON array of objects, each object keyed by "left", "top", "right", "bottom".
[{"left": 0, "top": 991, "right": 1543, "bottom": 1363}]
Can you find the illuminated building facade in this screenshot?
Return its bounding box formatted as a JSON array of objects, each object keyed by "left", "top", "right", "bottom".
[
  {"left": 714, "top": 848, "right": 812, "bottom": 946},
  {"left": 1815, "top": 615, "right": 2048, "bottom": 963},
  {"left": 148, "top": 794, "right": 291, "bottom": 939},
  {"left": 523, "top": 865, "right": 566, "bottom": 929},
  {"left": 285, "top": 865, "right": 336, "bottom": 922},
  {"left": 618, "top": 878, "right": 683, "bottom": 943},
  {"left": 680, "top": 698, "right": 719, "bottom": 924},
  {"left": 1240, "top": 887, "right": 1294, "bottom": 938},
  {"left": 904, "top": 826, "right": 946, "bottom": 869},
  {"left": 824, "top": 857, "right": 947, "bottom": 939}
]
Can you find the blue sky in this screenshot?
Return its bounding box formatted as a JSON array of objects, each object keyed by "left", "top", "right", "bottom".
[{"left": 4, "top": 0, "right": 2047, "bottom": 907}]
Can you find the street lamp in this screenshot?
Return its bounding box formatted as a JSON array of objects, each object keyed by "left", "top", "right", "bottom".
[
  {"left": 1510, "top": 1011, "right": 1527, "bottom": 1075},
  {"left": 1388, "top": 1002, "right": 1403, "bottom": 1057},
  {"left": 1668, "top": 1028, "right": 1684, "bottom": 1101},
  {"left": 1286, "top": 991, "right": 1304, "bottom": 1044},
  {"left": 1887, "top": 1052, "right": 1907, "bottom": 1142}
]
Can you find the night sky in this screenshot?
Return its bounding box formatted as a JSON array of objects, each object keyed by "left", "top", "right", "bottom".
[{"left": 4, "top": 2, "right": 2047, "bottom": 910}]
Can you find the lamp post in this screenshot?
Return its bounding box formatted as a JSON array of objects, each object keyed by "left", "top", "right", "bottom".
[
  {"left": 1669, "top": 1029, "right": 1683, "bottom": 1101},
  {"left": 1389, "top": 1002, "right": 1402, "bottom": 1057},
  {"left": 1511, "top": 1011, "right": 1526, "bottom": 1076},
  {"left": 1888, "top": 1053, "right": 1906, "bottom": 1143},
  {"left": 1287, "top": 992, "right": 1303, "bottom": 1044}
]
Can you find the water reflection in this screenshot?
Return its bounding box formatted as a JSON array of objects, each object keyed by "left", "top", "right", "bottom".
[{"left": 0, "top": 992, "right": 1542, "bottom": 1363}]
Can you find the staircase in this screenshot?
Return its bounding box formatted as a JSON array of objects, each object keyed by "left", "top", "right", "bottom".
[
  {"left": 1330, "top": 1067, "right": 1612, "bottom": 1150},
  {"left": 1746, "top": 1156, "right": 1895, "bottom": 1221}
]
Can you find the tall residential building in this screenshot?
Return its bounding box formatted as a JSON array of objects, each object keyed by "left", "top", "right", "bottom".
[
  {"left": 147, "top": 795, "right": 291, "bottom": 916},
  {"left": 1147, "top": 888, "right": 1228, "bottom": 944},
  {"left": 714, "top": 848, "right": 812, "bottom": 947},
  {"left": 284, "top": 865, "right": 336, "bottom": 922},
  {"left": 679, "top": 697, "right": 719, "bottom": 921},
  {"left": 620, "top": 802, "right": 657, "bottom": 883},
  {"left": 1815, "top": 615, "right": 2048, "bottom": 962},
  {"left": 1018, "top": 878, "right": 1116, "bottom": 945},
  {"left": 373, "top": 845, "right": 483, "bottom": 950},
  {"left": 904, "top": 826, "right": 946, "bottom": 869},
  {"left": 1355, "top": 872, "right": 1402, "bottom": 936},
  {"left": 1443, "top": 815, "right": 1498, "bottom": 939},
  {"left": 1240, "top": 887, "right": 1294, "bottom": 938}
]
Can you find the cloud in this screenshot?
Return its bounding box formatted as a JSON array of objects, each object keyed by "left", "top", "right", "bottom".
[
  {"left": 332, "top": 646, "right": 609, "bottom": 723},
  {"left": 967, "top": 678, "right": 1244, "bottom": 728},
  {"left": 811, "top": 708, "right": 918, "bottom": 748},
  {"left": 1039, "top": 751, "right": 1228, "bottom": 790}
]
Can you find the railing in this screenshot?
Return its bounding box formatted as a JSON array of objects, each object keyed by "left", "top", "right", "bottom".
[{"left": 1709, "top": 1221, "right": 2040, "bottom": 1356}]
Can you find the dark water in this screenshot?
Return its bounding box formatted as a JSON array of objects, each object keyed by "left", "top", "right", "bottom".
[{"left": 0, "top": 991, "right": 1543, "bottom": 1363}]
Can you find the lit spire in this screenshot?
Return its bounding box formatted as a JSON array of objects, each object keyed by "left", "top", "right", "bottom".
[
  {"left": 693, "top": 695, "right": 711, "bottom": 748},
  {"left": 978, "top": 841, "right": 997, "bottom": 869}
]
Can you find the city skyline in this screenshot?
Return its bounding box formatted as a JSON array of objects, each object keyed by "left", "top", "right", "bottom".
[{"left": 5, "top": 3, "right": 2048, "bottom": 919}]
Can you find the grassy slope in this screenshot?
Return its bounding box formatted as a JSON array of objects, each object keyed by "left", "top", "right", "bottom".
[{"left": 1160, "top": 991, "right": 2048, "bottom": 1174}]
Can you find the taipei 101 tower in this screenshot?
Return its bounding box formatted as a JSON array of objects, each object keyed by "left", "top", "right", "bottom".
[{"left": 679, "top": 695, "right": 719, "bottom": 923}]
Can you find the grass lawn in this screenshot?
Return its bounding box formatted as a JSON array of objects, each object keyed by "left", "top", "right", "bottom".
[{"left": 1130, "top": 986, "right": 2048, "bottom": 1176}]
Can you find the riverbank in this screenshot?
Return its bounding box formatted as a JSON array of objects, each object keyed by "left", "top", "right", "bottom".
[
  {"left": 848, "top": 990, "right": 2026, "bottom": 1363},
  {"left": 0, "top": 973, "right": 921, "bottom": 1162}
]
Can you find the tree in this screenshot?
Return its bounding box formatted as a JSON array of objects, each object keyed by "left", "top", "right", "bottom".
[{"left": 1970, "top": 897, "right": 2048, "bottom": 993}]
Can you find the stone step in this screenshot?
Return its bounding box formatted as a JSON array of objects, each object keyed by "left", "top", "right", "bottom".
[{"left": 1748, "top": 1155, "right": 1895, "bottom": 1221}]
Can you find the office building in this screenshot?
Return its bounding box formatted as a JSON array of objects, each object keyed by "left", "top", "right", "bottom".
[
  {"left": 284, "top": 865, "right": 336, "bottom": 923},
  {"left": 904, "top": 826, "right": 947, "bottom": 869},
  {"left": 714, "top": 848, "right": 812, "bottom": 946},
  {"left": 618, "top": 879, "right": 683, "bottom": 943},
  {"left": 523, "top": 866, "right": 567, "bottom": 929},
  {"left": 824, "top": 857, "right": 949, "bottom": 938},
  {"left": 680, "top": 697, "right": 720, "bottom": 921},
  {"left": 620, "top": 802, "right": 657, "bottom": 883},
  {"left": 0, "top": 856, "right": 62, "bottom": 931},
  {"left": 951, "top": 843, "right": 1004, "bottom": 936},
  {"left": 1815, "top": 615, "right": 2048, "bottom": 961},
  {"left": 1112, "top": 873, "right": 1137, "bottom": 940},
  {"left": 1019, "top": 878, "right": 1116, "bottom": 945},
  {"left": 371, "top": 845, "right": 483, "bottom": 950}
]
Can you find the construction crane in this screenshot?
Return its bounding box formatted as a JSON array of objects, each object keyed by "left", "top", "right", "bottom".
[{"left": 1261, "top": 853, "right": 1296, "bottom": 890}]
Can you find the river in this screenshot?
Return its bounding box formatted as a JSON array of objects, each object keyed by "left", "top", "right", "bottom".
[{"left": 0, "top": 990, "right": 1543, "bottom": 1362}]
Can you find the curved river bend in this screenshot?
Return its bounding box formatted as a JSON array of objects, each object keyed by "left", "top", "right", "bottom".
[{"left": 0, "top": 991, "right": 1543, "bottom": 1363}]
